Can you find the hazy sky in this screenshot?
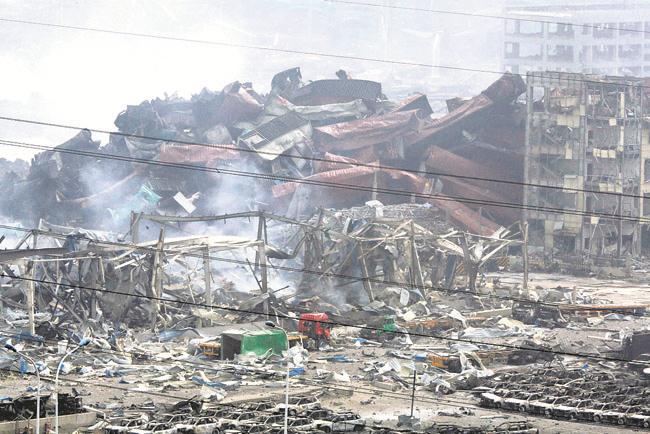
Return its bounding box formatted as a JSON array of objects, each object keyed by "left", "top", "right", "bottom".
[{"left": 0, "top": 0, "right": 504, "bottom": 160}]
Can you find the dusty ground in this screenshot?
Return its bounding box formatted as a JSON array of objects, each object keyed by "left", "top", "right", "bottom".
[{"left": 3, "top": 271, "right": 650, "bottom": 432}]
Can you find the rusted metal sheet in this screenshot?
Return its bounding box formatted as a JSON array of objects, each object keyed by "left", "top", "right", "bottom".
[
  {"left": 441, "top": 177, "right": 520, "bottom": 224},
  {"left": 239, "top": 112, "right": 311, "bottom": 160},
  {"left": 481, "top": 72, "right": 526, "bottom": 105},
  {"left": 272, "top": 166, "right": 378, "bottom": 198},
  {"left": 404, "top": 73, "right": 526, "bottom": 155},
  {"left": 314, "top": 109, "right": 421, "bottom": 152},
  {"left": 426, "top": 145, "right": 523, "bottom": 207},
  {"left": 290, "top": 79, "right": 382, "bottom": 106},
  {"left": 214, "top": 81, "right": 264, "bottom": 125},
  {"left": 273, "top": 163, "right": 428, "bottom": 201},
  {"left": 157, "top": 143, "right": 240, "bottom": 166},
  {"left": 392, "top": 93, "right": 433, "bottom": 116},
  {"left": 312, "top": 152, "right": 361, "bottom": 173},
  {"left": 404, "top": 94, "right": 494, "bottom": 152},
  {"left": 428, "top": 197, "right": 501, "bottom": 236}
]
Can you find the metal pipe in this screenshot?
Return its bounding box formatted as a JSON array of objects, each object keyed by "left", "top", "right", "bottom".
[
  {"left": 265, "top": 321, "right": 290, "bottom": 434},
  {"left": 55, "top": 338, "right": 91, "bottom": 434},
  {"left": 5, "top": 344, "right": 40, "bottom": 434}
]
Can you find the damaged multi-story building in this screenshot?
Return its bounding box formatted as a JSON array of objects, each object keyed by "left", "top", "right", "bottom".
[
  {"left": 523, "top": 70, "right": 649, "bottom": 257},
  {"left": 503, "top": 0, "right": 650, "bottom": 76}
]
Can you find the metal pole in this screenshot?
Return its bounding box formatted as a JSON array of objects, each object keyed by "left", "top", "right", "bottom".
[
  {"left": 21, "top": 353, "right": 40, "bottom": 434},
  {"left": 55, "top": 339, "right": 90, "bottom": 434},
  {"left": 265, "top": 321, "right": 289, "bottom": 434},
  {"left": 27, "top": 261, "right": 35, "bottom": 335},
  {"left": 522, "top": 220, "right": 529, "bottom": 291},
  {"left": 410, "top": 367, "right": 416, "bottom": 418},
  {"left": 280, "top": 326, "right": 289, "bottom": 434}
]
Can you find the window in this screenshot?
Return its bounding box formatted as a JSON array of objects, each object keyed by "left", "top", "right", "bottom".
[
  {"left": 519, "top": 43, "right": 543, "bottom": 60},
  {"left": 519, "top": 21, "right": 543, "bottom": 36},
  {"left": 549, "top": 23, "right": 574, "bottom": 37},
  {"left": 619, "top": 22, "right": 642, "bottom": 37},
  {"left": 547, "top": 45, "right": 574, "bottom": 62},
  {"left": 619, "top": 44, "right": 642, "bottom": 60},
  {"left": 594, "top": 23, "right": 615, "bottom": 39},
  {"left": 593, "top": 44, "right": 615, "bottom": 61},
  {"left": 505, "top": 42, "right": 519, "bottom": 58}
]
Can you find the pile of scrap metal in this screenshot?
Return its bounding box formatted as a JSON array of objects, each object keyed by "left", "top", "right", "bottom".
[
  {"left": 0, "top": 67, "right": 526, "bottom": 239},
  {"left": 0, "top": 393, "right": 83, "bottom": 422},
  {"left": 0, "top": 218, "right": 282, "bottom": 333},
  {"left": 0, "top": 203, "right": 517, "bottom": 337}
]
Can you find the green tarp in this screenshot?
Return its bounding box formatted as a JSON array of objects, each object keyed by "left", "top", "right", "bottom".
[{"left": 239, "top": 329, "right": 287, "bottom": 357}]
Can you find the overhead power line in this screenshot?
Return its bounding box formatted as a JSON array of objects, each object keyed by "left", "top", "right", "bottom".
[
  {"left": 0, "top": 115, "right": 646, "bottom": 203},
  {"left": 0, "top": 16, "right": 648, "bottom": 91},
  {"left": 0, "top": 221, "right": 648, "bottom": 321},
  {"left": 324, "top": 0, "right": 650, "bottom": 36},
  {"left": 1, "top": 272, "right": 645, "bottom": 365},
  {"left": 0, "top": 137, "right": 647, "bottom": 226},
  {"left": 0, "top": 331, "right": 507, "bottom": 419}
]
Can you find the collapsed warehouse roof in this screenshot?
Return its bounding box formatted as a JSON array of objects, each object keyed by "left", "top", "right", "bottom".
[{"left": 0, "top": 68, "right": 526, "bottom": 238}]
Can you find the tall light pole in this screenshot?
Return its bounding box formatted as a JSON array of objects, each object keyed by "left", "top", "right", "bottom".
[
  {"left": 55, "top": 337, "right": 91, "bottom": 434},
  {"left": 265, "top": 321, "right": 289, "bottom": 434},
  {"left": 5, "top": 343, "right": 40, "bottom": 434}
]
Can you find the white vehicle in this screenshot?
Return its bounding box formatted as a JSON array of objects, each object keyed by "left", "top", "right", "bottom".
[
  {"left": 313, "top": 413, "right": 365, "bottom": 432},
  {"left": 480, "top": 392, "right": 503, "bottom": 408},
  {"left": 271, "top": 417, "right": 314, "bottom": 431},
  {"left": 106, "top": 417, "right": 150, "bottom": 433},
  {"left": 274, "top": 396, "right": 321, "bottom": 416},
  {"left": 175, "top": 417, "right": 220, "bottom": 433},
  {"left": 219, "top": 411, "right": 260, "bottom": 429},
  {"left": 625, "top": 410, "right": 650, "bottom": 428},
  {"left": 128, "top": 425, "right": 178, "bottom": 434},
  {"left": 501, "top": 396, "right": 530, "bottom": 412}
]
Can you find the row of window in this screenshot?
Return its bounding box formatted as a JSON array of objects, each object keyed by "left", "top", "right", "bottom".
[
  {"left": 506, "top": 20, "right": 650, "bottom": 39},
  {"left": 505, "top": 42, "right": 650, "bottom": 62},
  {"left": 505, "top": 64, "right": 650, "bottom": 76}
]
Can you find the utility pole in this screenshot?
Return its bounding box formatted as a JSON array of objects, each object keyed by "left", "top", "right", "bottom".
[
  {"left": 203, "top": 245, "right": 212, "bottom": 326},
  {"left": 522, "top": 220, "right": 529, "bottom": 291},
  {"left": 617, "top": 193, "right": 624, "bottom": 257},
  {"left": 150, "top": 228, "right": 164, "bottom": 331},
  {"left": 409, "top": 367, "right": 417, "bottom": 418},
  {"left": 27, "top": 261, "right": 35, "bottom": 335}
]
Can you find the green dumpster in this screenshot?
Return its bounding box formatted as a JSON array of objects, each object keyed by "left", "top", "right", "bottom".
[{"left": 221, "top": 329, "right": 287, "bottom": 359}]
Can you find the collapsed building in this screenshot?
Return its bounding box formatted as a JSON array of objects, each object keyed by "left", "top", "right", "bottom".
[{"left": 0, "top": 68, "right": 527, "bottom": 238}]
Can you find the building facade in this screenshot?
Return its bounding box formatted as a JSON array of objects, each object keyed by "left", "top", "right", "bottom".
[
  {"left": 503, "top": 1, "right": 650, "bottom": 76},
  {"left": 524, "top": 71, "right": 650, "bottom": 257}
]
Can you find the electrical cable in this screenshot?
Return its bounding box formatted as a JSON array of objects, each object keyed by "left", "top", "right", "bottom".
[
  {"left": 1, "top": 221, "right": 648, "bottom": 321},
  {"left": 0, "top": 331, "right": 606, "bottom": 427},
  {"left": 324, "top": 0, "right": 650, "bottom": 37},
  {"left": 0, "top": 137, "right": 647, "bottom": 226},
  {"left": 0, "top": 339, "right": 512, "bottom": 432},
  {"left": 0, "top": 16, "right": 648, "bottom": 91},
  {"left": 0, "top": 113, "right": 647, "bottom": 203},
  {"left": 1, "top": 272, "right": 647, "bottom": 366}
]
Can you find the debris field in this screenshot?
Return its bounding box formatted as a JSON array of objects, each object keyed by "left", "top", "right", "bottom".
[{"left": 0, "top": 67, "right": 649, "bottom": 434}]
